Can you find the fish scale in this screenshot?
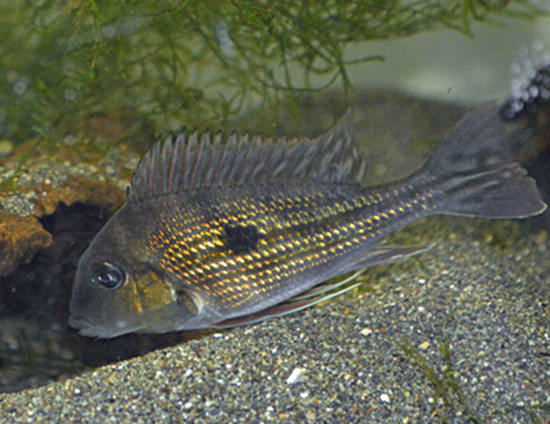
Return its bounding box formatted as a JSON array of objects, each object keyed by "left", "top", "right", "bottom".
[
  {"left": 69, "top": 103, "right": 546, "bottom": 338},
  {"left": 139, "top": 180, "right": 437, "bottom": 317}
]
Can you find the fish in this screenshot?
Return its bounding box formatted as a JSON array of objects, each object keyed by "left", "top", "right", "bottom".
[{"left": 69, "top": 102, "right": 546, "bottom": 338}]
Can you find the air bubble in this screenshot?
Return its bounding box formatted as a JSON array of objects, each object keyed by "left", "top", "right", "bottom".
[
  {"left": 533, "top": 40, "right": 544, "bottom": 52},
  {"left": 498, "top": 43, "right": 550, "bottom": 121},
  {"left": 528, "top": 85, "right": 539, "bottom": 98},
  {"left": 519, "top": 45, "right": 529, "bottom": 56},
  {"left": 101, "top": 25, "right": 116, "bottom": 38},
  {"left": 13, "top": 80, "right": 27, "bottom": 96},
  {"left": 62, "top": 62, "right": 75, "bottom": 75},
  {"left": 64, "top": 135, "right": 78, "bottom": 146},
  {"left": 215, "top": 21, "right": 236, "bottom": 59},
  {"left": 64, "top": 88, "right": 77, "bottom": 102}
]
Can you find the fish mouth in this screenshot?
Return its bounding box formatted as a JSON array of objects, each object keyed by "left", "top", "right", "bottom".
[
  {"left": 69, "top": 314, "right": 140, "bottom": 338},
  {"left": 68, "top": 301, "right": 185, "bottom": 338},
  {"left": 69, "top": 312, "right": 177, "bottom": 338},
  {"left": 68, "top": 315, "right": 102, "bottom": 336},
  {"left": 68, "top": 314, "right": 92, "bottom": 330}
]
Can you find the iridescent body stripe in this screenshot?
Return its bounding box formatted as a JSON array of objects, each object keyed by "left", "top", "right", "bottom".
[{"left": 134, "top": 180, "right": 437, "bottom": 316}]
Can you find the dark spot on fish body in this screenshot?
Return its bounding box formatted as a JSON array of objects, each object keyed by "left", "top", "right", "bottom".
[{"left": 221, "top": 223, "right": 262, "bottom": 254}]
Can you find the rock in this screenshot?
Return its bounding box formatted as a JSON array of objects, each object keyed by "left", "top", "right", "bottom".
[
  {"left": 0, "top": 140, "right": 133, "bottom": 277},
  {"left": 0, "top": 212, "right": 52, "bottom": 277}
]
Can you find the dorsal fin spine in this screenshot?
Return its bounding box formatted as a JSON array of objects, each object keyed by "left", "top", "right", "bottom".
[
  {"left": 161, "top": 137, "right": 170, "bottom": 194},
  {"left": 182, "top": 133, "right": 195, "bottom": 191},
  {"left": 210, "top": 133, "right": 222, "bottom": 187},
  {"left": 148, "top": 142, "right": 157, "bottom": 197},
  {"left": 127, "top": 111, "right": 365, "bottom": 203},
  {"left": 168, "top": 134, "right": 180, "bottom": 193},
  {"left": 199, "top": 133, "right": 214, "bottom": 188},
  {"left": 232, "top": 134, "right": 250, "bottom": 188}
]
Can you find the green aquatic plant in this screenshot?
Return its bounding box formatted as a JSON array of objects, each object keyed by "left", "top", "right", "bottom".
[
  {"left": 397, "top": 314, "right": 550, "bottom": 424},
  {"left": 0, "top": 0, "right": 547, "bottom": 146},
  {"left": 522, "top": 404, "right": 550, "bottom": 424},
  {"left": 397, "top": 334, "right": 481, "bottom": 423},
  {"left": 499, "top": 398, "right": 550, "bottom": 424}
]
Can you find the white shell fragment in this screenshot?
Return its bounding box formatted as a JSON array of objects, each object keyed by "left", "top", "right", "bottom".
[{"left": 286, "top": 367, "right": 307, "bottom": 385}]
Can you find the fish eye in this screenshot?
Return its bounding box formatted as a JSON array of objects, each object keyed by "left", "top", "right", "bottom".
[{"left": 90, "top": 261, "right": 126, "bottom": 290}]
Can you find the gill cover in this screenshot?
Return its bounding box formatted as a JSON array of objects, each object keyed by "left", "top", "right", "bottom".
[{"left": 69, "top": 212, "right": 198, "bottom": 338}]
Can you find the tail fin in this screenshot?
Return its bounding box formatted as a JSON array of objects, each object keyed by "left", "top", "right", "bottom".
[{"left": 421, "top": 102, "right": 546, "bottom": 219}]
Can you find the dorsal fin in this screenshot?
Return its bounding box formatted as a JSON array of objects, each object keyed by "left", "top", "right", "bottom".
[{"left": 127, "top": 111, "right": 366, "bottom": 202}]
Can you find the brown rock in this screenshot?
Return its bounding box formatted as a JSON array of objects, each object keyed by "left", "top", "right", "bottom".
[
  {"left": 0, "top": 139, "right": 133, "bottom": 278},
  {"left": 0, "top": 212, "right": 52, "bottom": 277}
]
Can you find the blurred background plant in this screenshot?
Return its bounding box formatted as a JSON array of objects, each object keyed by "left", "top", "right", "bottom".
[{"left": 0, "top": 0, "right": 548, "bottom": 150}]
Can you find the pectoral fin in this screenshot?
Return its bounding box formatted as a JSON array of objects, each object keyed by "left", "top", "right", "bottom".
[
  {"left": 338, "top": 243, "right": 434, "bottom": 274},
  {"left": 213, "top": 271, "right": 364, "bottom": 329}
]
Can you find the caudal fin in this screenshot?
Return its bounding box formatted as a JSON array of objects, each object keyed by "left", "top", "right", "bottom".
[{"left": 421, "top": 102, "right": 546, "bottom": 219}]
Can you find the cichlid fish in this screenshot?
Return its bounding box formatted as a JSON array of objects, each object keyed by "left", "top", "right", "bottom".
[{"left": 69, "top": 103, "right": 546, "bottom": 338}]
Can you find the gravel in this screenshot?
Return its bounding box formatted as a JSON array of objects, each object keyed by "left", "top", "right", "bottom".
[{"left": 1, "top": 217, "right": 548, "bottom": 424}]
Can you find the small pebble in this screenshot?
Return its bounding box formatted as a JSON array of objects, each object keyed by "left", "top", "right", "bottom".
[
  {"left": 361, "top": 327, "right": 373, "bottom": 336},
  {"left": 287, "top": 367, "right": 306, "bottom": 385}
]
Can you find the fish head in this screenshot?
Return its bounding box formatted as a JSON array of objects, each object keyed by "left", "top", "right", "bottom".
[{"left": 69, "top": 207, "right": 193, "bottom": 338}]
